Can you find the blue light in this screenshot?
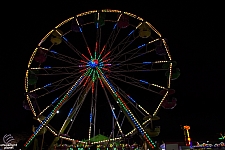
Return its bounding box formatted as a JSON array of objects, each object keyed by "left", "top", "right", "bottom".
[
  {"left": 62, "top": 36, "right": 68, "bottom": 42},
  {"left": 79, "top": 27, "right": 82, "bottom": 32},
  {"left": 127, "top": 95, "right": 136, "bottom": 103},
  {"left": 112, "top": 110, "right": 116, "bottom": 119},
  {"left": 140, "top": 80, "right": 149, "bottom": 84},
  {"left": 88, "top": 60, "right": 99, "bottom": 68},
  {"left": 44, "top": 66, "right": 51, "bottom": 69},
  {"left": 50, "top": 50, "right": 57, "bottom": 54},
  {"left": 68, "top": 108, "right": 73, "bottom": 117},
  {"left": 113, "top": 23, "right": 117, "bottom": 29},
  {"left": 52, "top": 97, "right": 59, "bottom": 104},
  {"left": 90, "top": 113, "right": 92, "bottom": 122},
  {"left": 128, "top": 30, "right": 134, "bottom": 36},
  {"left": 96, "top": 23, "right": 99, "bottom": 28},
  {"left": 143, "top": 62, "right": 152, "bottom": 64},
  {"left": 138, "top": 44, "right": 146, "bottom": 49},
  {"left": 44, "top": 83, "right": 51, "bottom": 88}
]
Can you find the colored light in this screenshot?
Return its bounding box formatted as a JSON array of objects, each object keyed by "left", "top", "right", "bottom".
[
  {"left": 128, "top": 30, "right": 134, "bottom": 36},
  {"left": 138, "top": 44, "right": 146, "bottom": 49},
  {"left": 24, "top": 75, "right": 85, "bottom": 147},
  {"left": 44, "top": 83, "right": 51, "bottom": 88},
  {"left": 88, "top": 59, "right": 99, "bottom": 68},
  {"left": 50, "top": 50, "right": 57, "bottom": 54},
  {"left": 68, "top": 108, "right": 73, "bottom": 117},
  {"left": 79, "top": 27, "right": 82, "bottom": 32},
  {"left": 143, "top": 62, "right": 152, "bottom": 64},
  {"left": 44, "top": 66, "right": 51, "bottom": 68},
  {"left": 97, "top": 68, "right": 156, "bottom": 148},
  {"left": 62, "top": 36, "right": 68, "bottom": 42},
  {"left": 113, "top": 23, "right": 117, "bottom": 29},
  {"left": 140, "top": 80, "right": 148, "bottom": 84}
]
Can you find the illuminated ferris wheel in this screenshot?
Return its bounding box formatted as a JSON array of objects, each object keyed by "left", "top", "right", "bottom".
[{"left": 23, "top": 9, "right": 180, "bottom": 149}]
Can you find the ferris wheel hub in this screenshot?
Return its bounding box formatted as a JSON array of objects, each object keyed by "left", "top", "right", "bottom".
[{"left": 88, "top": 59, "right": 99, "bottom": 68}]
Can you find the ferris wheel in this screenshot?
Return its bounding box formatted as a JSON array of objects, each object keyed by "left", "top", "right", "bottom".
[{"left": 23, "top": 9, "right": 180, "bottom": 149}]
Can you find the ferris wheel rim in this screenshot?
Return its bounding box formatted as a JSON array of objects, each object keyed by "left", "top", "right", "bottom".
[{"left": 24, "top": 9, "right": 174, "bottom": 148}]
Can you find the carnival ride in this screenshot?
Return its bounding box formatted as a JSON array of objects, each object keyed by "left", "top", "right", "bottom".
[
  {"left": 23, "top": 9, "right": 180, "bottom": 149},
  {"left": 181, "top": 125, "right": 191, "bottom": 146}
]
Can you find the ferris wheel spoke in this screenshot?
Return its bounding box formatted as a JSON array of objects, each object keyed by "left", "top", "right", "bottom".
[
  {"left": 48, "top": 80, "right": 93, "bottom": 149},
  {"left": 110, "top": 62, "right": 169, "bottom": 73},
  {"left": 34, "top": 117, "right": 58, "bottom": 137},
  {"left": 99, "top": 77, "right": 124, "bottom": 136},
  {"left": 126, "top": 92, "right": 168, "bottom": 137},
  {"left": 110, "top": 35, "right": 139, "bottom": 62},
  {"left": 69, "top": 83, "right": 92, "bottom": 123},
  {"left": 108, "top": 72, "right": 167, "bottom": 94},
  {"left": 87, "top": 79, "right": 98, "bottom": 139},
  {"left": 73, "top": 17, "right": 95, "bottom": 59},
  {"left": 109, "top": 13, "right": 123, "bottom": 43},
  {"left": 111, "top": 84, "right": 150, "bottom": 116},
  {"left": 37, "top": 86, "right": 84, "bottom": 128},
  {"left": 106, "top": 27, "right": 121, "bottom": 54},
  {"left": 24, "top": 73, "right": 87, "bottom": 147},
  {"left": 111, "top": 60, "right": 171, "bottom": 72},
  {"left": 57, "top": 82, "right": 92, "bottom": 136},
  {"left": 46, "top": 49, "right": 81, "bottom": 66},
  {"left": 94, "top": 21, "right": 102, "bottom": 59},
  {"left": 95, "top": 11, "right": 103, "bottom": 56},
  {"left": 110, "top": 38, "right": 161, "bottom": 64},
  {"left": 110, "top": 63, "right": 151, "bottom": 72},
  {"left": 103, "top": 25, "right": 117, "bottom": 50},
  {"left": 101, "top": 14, "right": 123, "bottom": 57},
  {"left": 107, "top": 22, "right": 144, "bottom": 59},
  {"left": 36, "top": 80, "right": 78, "bottom": 99},
  {"left": 25, "top": 9, "right": 176, "bottom": 149},
  {"left": 30, "top": 66, "right": 84, "bottom": 76},
  {"left": 93, "top": 80, "right": 98, "bottom": 137},
  {"left": 113, "top": 48, "right": 156, "bottom": 68},
  {"left": 53, "top": 29, "right": 85, "bottom": 60},
  {"left": 28, "top": 73, "right": 82, "bottom": 98},
  {"left": 97, "top": 68, "right": 156, "bottom": 147},
  {"left": 107, "top": 29, "right": 135, "bottom": 60}
]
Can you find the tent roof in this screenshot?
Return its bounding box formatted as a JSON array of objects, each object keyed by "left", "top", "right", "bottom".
[{"left": 83, "top": 134, "right": 109, "bottom": 142}]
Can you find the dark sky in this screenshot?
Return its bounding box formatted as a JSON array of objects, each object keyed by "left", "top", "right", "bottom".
[{"left": 1, "top": 0, "right": 224, "bottom": 145}]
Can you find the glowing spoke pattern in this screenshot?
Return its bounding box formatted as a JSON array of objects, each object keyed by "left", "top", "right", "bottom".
[
  {"left": 100, "top": 81, "right": 124, "bottom": 136},
  {"left": 27, "top": 73, "right": 81, "bottom": 99},
  {"left": 108, "top": 72, "right": 167, "bottom": 94},
  {"left": 58, "top": 81, "right": 92, "bottom": 136},
  {"left": 39, "top": 47, "right": 82, "bottom": 65},
  {"left": 108, "top": 22, "right": 144, "bottom": 59},
  {"left": 38, "top": 82, "right": 84, "bottom": 118},
  {"left": 24, "top": 74, "right": 85, "bottom": 147},
  {"left": 97, "top": 68, "right": 156, "bottom": 148},
  {"left": 110, "top": 38, "right": 161, "bottom": 64},
  {"left": 24, "top": 9, "right": 175, "bottom": 149}
]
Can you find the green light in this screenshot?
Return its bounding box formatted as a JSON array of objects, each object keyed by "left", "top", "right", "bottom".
[
  {"left": 92, "top": 70, "right": 97, "bottom": 81},
  {"left": 84, "top": 68, "right": 91, "bottom": 76}
]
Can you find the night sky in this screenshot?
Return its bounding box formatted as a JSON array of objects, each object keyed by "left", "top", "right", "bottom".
[{"left": 1, "top": 0, "right": 224, "bottom": 145}]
